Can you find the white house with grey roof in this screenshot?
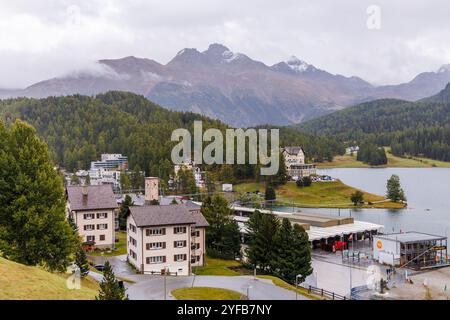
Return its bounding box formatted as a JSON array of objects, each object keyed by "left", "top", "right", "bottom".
[
  {"left": 66, "top": 185, "right": 119, "bottom": 250},
  {"left": 126, "top": 203, "right": 208, "bottom": 276}
]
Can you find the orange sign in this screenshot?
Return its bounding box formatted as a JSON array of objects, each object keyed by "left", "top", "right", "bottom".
[{"left": 376, "top": 240, "right": 382, "bottom": 249}]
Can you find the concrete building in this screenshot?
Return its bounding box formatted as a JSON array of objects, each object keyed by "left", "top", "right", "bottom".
[
  {"left": 91, "top": 153, "right": 128, "bottom": 171},
  {"left": 126, "top": 204, "right": 208, "bottom": 276},
  {"left": 66, "top": 185, "right": 119, "bottom": 250},
  {"left": 281, "top": 146, "right": 316, "bottom": 179},
  {"left": 373, "top": 232, "right": 448, "bottom": 269}
]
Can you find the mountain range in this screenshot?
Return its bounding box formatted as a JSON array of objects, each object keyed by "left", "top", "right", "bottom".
[{"left": 2, "top": 43, "right": 450, "bottom": 127}]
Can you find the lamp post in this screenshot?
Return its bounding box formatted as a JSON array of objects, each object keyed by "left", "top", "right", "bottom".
[
  {"left": 246, "top": 285, "right": 252, "bottom": 300},
  {"left": 164, "top": 267, "right": 168, "bottom": 300},
  {"left": 295, "top": 274, "right": 302, "bottom": 300}
]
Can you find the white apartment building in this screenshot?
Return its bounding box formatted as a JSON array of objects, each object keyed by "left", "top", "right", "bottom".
[
  {"left": 126, "top": 204, "right": 208, "bottom": 276},
  {"left": 66, "top": 185, "right": 119, "bottom": 250}
]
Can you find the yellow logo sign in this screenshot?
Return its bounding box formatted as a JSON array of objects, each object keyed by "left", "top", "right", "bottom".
[{"left": 376, "top": 240, "right": 382, "bottom": 249}]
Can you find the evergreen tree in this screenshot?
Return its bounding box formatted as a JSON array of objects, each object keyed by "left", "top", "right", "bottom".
[
  {"left": 119, "top": 195, "right": 134, "bottom": 230},
  {"left": 289, "top": 224, "right": 313, "bottom": 283},
  {"left": 296, "top": 178, "right": 304, "bottom": 188},
  {"left": 84, "top": 174, "right": 91, "bottom": 186},
  {"left": 120, "top": 172, "right": 131, "bottom": 191},
  {"left": 201, "top": 195, "right": 240, "bottom": 259},
  {"left": 386, "top": 174, "right": 407, "bottom": 202},
  {"left": 273, "top": 218, "right": 295, "bottom": 281},
  {"left": 350, "top": 190, "right": 364, "bottom": 206},
  {"left": 96, "top": 261, "right": 128, "bottom": 300},
  {"left": 271, "top": 152, "right": 288, "bottom": 186},
  {"left": 170, "top": 198, "right": 178, "bottom": 204},
  {"left": 0, "top": 120, "right": 78, "bottom": 271},
  {"left": 177, "top": 168, "right": 197, "bottom": 196},
  {"left": 75, "top": 246, "right": 90, "bottom": 278},
  {"left": 246, "top": 211, "right": 279, "bottom": 272},
  {"left": 131, "top": 165, "right": 144, "bottom": 191},
  {"left": 264, "top": 184, "right": 276, "bottom": 202}
]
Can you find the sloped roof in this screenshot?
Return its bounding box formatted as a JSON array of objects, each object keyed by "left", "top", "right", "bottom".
[
  {"left": 129, "top": 204, "right": 196, "bottom": 227},
  {"left": 282, "top": 146, "right": 304, "bottom": 155},
  {"left": 67, "top": 185, "right": 118, "bottom": 211}
]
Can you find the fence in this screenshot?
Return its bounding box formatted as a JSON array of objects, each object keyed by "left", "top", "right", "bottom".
[
  {"left": 143, "top": 270, "right": 178, "bottom": 276},
  {"left": 303, "top": 285, "right": 348, "bottom": 300}
]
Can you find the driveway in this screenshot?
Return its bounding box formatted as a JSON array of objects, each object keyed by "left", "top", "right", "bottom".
[
  {"left": 126, "top": 275, "right": 308, "bottom": 300},
  {"left": 88, "top": 254, "right": 135, "bottom": 277}
]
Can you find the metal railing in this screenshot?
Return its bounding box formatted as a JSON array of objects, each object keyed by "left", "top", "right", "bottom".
[{"left": 303, "top": 285, "right": 348, "bottom": 300}]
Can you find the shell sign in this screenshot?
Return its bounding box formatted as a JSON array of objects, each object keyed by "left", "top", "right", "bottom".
[{"left": 376, "top": 240, "right": 383, "bottom": 249}]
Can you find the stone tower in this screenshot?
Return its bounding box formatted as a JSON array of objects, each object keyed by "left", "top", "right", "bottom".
[{"left": 144, "top": 177, "right": 159, "bottom": 203}]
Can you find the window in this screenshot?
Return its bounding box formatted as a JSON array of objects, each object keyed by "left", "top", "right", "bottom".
[
  {"left": 146, "top": 256, "right": 166, "bottom": 264},
  {"left": 174, "top": 240, "right": 187, "bottom": 248},
  {"left": 191, "top": 230, "right": 200, "bottom": 237},
  {"left": 129, "top": 250, "right": 137, "bottom": 260},
  {"left": 97, "top": 212, "right": 108, "bottom": 219},
  {"left": 97, "top": 223, "right": 108, "bottom": 230},
  {"left": 86, "top": 235, "right": 95, "bottom": 242},
  {"left": 191, "top": 243, "right": 200, "bottom": 250},
  {"left": 174, "top": 226, "right": 187, "bottom": 234},
  {"left": 129, "top": 223, "right": 136, "bottom": 233},
  {"left": 83, "top": 213, "right": 95, "bottom": 220},
  {"left": 83, "top": 224, "right": 95, "bottom": 231},
  {"left": 191, "top": 255, "right": 201, "bottom": 263},
  {"left": 174, "top": 254, "right": 187, "bottom": 262},
  {"left": 146, "top": 228, "right": 166, "bottom": 236},
  {"left": 146, "top": 242, "right": 166, "bottom": 250},
  {"left": 129, "top": 237, "right": 137, "bottom": 246},
  {"left": 99, "top": 235, "right": 106, "bottom": 241}
]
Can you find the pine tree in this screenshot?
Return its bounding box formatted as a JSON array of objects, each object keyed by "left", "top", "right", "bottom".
[
  {"left": 264, "top": 184, "right": 276, "bottom": 201},
  {"left": 289, "top": 224, "right": 313, "bottom": 283},
  {"left": 386, "top": 174, "right": 407, "bottom": 202},
  {"left": 273, "top": 218, "right": 295, "bottom": 281},
  {"left": 96, "top": 261, "right": 128, "bottom": 300},
  {"left": 118, "top": 195, "right": 134, "bottom": 230},
  {"left": 75, "top": 246, "right": 90, "bottom": 278},
  {"left": 0, "top": 120, "right": 78, "bottom": 271}
]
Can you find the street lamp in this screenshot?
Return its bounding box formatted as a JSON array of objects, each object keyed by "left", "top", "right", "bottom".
[
  {"left": 246, "top": 285, "right": 252, "bottom": 300},
  {"left": 295, "top": 274, "right": 302, "bottom": 300}
]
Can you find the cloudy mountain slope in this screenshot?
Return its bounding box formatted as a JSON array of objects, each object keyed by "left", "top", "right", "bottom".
[{"left": 1, "top": 43, "right": 450, "bottom": 127}]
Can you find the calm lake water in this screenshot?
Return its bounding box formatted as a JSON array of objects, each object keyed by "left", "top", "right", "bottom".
[{"left": 274, "top": 168, "right": 450, "bottom": 236}]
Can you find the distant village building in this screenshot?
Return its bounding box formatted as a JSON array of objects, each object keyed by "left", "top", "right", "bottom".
[
  {"left": 173, "top": 159, "right": 205, "bottom": 189},
  {"left": 345, "top": 146, "right": 360, "bottom": 155},
  {"left": 66, "top": 185, "right": 119, "bottom": 251},
  {"left": 281, "top": 147, "right": 316, "bottom": 180},
  {"left": 91, "top": 153, "right": 128, "bottom": 171}
]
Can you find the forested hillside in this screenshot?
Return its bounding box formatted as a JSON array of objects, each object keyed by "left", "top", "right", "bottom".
[
  {"left": 297, "top": 83, "right": 450, "bottom": 161},
  {"left": 0, "top": 92, "right": 343, "bottom": 181}
]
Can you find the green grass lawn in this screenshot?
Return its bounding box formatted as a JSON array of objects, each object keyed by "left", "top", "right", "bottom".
[
  {"left": 318, "top": 147, "right": 450, "bottom": 169},
  {"left": 89, "top": 231, "right": 127, "bottom": 257},
  {"left": 235, "top": 180, "right": 404, "bottom": 209},
  {"left": 0, "top": 257, "right": 99, "bottom": 300},
  {"left": 172, "top": 287, "right": 242, "bottom": 300},
  {"left": 256, "top": 275, "right": 322, "bottom": 300},
  {"left": 193, "top": 257, "right": 243, "bottom": 276}
]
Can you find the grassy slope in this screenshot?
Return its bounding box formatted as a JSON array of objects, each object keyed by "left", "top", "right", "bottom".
[
  {"left": 193, "top": 257, "right": 242, "bottom": 276},
  {"left": 0, "top": 257, "right": 99, "bottom": 300},
  {"left": 172, "top": 287, "right": 242, "bottom": 300},
  {"left": 318, "top": 148, "right": 450, "bottom": 169},
  {"left": 89, "top": 231, "right": 127, "bottom": 257},
  {"left": 235, "top": 181, "right": 404, "bottom": 209}
]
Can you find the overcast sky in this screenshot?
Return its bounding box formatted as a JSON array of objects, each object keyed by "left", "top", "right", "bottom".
[{"left": 1, "top": 0, "right": 450, "bottom": 88}]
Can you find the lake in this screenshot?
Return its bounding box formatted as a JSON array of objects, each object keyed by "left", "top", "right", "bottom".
[{"left": 274, "top": 168, "right": 450, "bottom": 236}]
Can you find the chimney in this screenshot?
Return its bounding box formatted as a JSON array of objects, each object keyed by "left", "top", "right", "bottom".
[
  {"left": 144, "top": 177, "right": 159, "bottom": 204},
  {"left": 81, "top": 185, "right": 88, "bottom": 198}
]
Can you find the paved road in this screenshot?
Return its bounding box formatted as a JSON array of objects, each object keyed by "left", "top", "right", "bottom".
[
  {"left": 126, "top": 275, "right": 308, "bottom": 300},
  {"left": 88, "top": 255, "right": 309, "bottom": 300}
]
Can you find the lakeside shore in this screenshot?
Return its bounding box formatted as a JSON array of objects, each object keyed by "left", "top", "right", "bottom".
[
  {"left": 317, "top": 148, "right": 450, "bottom": 169},
  {"left": 234, "top": 180, "right": 405, "bottom": 209}
]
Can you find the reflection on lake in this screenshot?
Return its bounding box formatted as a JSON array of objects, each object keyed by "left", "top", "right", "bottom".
[{"left": 273, "top": 168, "right": 450, "bottom": 236}]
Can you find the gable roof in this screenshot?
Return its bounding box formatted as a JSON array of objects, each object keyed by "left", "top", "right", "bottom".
[
  {"left": 282, "top": 147, "right": 304, "bottom": 155},
  {"left": 129, "top": 204, "right": 197, "bottom": 227},
  {"left": 67, "top": 185, "right": 118, "bottom": 211}
]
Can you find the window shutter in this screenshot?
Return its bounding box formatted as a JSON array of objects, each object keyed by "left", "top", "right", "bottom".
[
  {"left": 163, "top": 242, "right": 166, "bottom": 249},
  {"left": 146, "top": 243, "right": 150, "bottom": 250},
  {"left": 162, "top": 228, "right": 166, "bottom": 235},
  {"left": 183, "top": 240, "right": 187, "bottom": 247},
  {"left": 173, "top": 241, "right": 176, "bottom": 247},
  {"left": 163, "top": 256, "right": 166, "bottom": 263}
]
